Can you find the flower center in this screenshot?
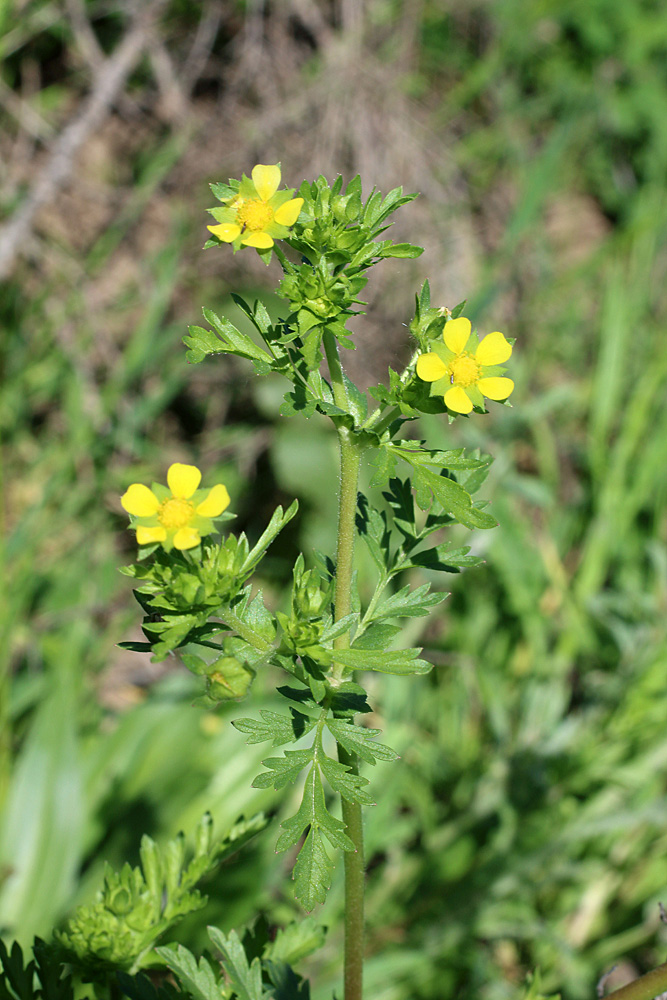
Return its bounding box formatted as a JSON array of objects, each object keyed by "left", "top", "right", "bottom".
[
  {"left": 158, "top": 497, "right": 194, "bottom": 529},
  {"left": 449, "top": 353, "right": 480, "bottom": 387},
  {"left": 236, "top": 198, "right": 275, "bottom": 232}
]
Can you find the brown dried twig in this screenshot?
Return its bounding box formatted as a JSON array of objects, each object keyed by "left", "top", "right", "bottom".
[{"left": 0, "top": 0, "right": 166, "bottom": 282}]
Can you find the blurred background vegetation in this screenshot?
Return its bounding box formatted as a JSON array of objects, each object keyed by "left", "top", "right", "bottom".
[{"left": 2, "top": 1, "right": 667, "bottom": 998}]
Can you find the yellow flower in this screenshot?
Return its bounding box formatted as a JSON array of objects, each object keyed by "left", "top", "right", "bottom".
[
  {"left": 207, "top": 164, "right": 303, "bottom": 250},
  {"left": 121, "top": 463, "right": 230, "bottom": 551},
  {"left": 416, "top": 316, "right": 514, "bottom": 414}
]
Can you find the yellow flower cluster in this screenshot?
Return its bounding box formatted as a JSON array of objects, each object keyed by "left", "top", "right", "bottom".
[
  {"left": 121, "top": 463, "right": 229, "bottom": 551},
  {"left": 207, "top": 164, "right": 303, "bottom": 250},
  {"left": 416, "top": 316, "right": 514, "bottom": 414}
]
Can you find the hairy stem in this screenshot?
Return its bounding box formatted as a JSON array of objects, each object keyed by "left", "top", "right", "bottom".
[
  {"left": 339, "top": 746, "right": 365, "bottom": 1000},
  {"left": 602, "top": 964, "right": 667, "bottom": 1000},
  {"left": 323, "top": 328, "right": 365, "bottom": 1000}
]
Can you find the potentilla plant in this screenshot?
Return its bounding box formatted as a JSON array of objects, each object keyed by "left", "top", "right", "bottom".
[{"left": 118, "top": 164, "right": 514, "bottom": 1000}]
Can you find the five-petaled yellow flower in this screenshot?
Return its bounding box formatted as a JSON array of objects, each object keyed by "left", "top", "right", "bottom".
[
  {"left": 121, "top": 463, "right": 230, "bottom": 551},
  {"left": 416, "top": 316, "right": 514, "bottom": 414},
  {"left": 207, "top": 164, "right": 303, "bottom": 251}
]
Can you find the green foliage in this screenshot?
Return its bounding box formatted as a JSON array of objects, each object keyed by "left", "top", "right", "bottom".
[
  {"left": 0, "top": 939, "right": 77, "bottom": 1000},
  {"left": 151, "top": 922, "right": 320, "bottom": 1000},
  {"left": 114, "top": 171, "right": 508, "bottom": 912},
  {"left": 10, "top": 6, "right": 667, "bottom": 996},
  {"left": 519, "top": 970, "right": 561, "bottom": 1000},
  {"left": 0, "top": 920, "right": 323, "bottom": 1000},
  {"left": 56, "top": 814, "right": 267, "bottom": 975}
]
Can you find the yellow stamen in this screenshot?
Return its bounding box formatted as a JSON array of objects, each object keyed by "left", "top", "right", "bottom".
[
  {"left": 158, "top": 497, "right": 194, "bottom": 529},
  {"left": 449, "top": 353, "right": 480, "bottom": 387},
  {"left": 236, "top": 199, "right": 275, "bottom": 232}
]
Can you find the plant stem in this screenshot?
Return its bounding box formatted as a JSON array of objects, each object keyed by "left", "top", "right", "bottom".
[
  {"left": 602, "top": 963, "right": 667, "bottom": 1000},
  {"left": 338, "top": 745, "right": 365, "bottom": 1000},
  {"left": 323, "top": 328, "right": 365, "bottom": 1000}
]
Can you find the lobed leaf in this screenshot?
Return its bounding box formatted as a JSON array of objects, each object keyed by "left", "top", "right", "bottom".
[
  {"left": 207, "top": 928, "right": 268, "bottom": 1000},
  {"left": 154, "top": 946, "right": 220, "bottom": 1000},
  {"left": 327, "top": 720, "right": 398, "bottom": 764},
  {"left": 333, "top": 647, "right": 432, "bottom": 675},
  {"left": 368, "top": 583, "right": 447, "bottom": 623},
  {"left": 233, "top": 710, "right": 316, "bottom": 746}
]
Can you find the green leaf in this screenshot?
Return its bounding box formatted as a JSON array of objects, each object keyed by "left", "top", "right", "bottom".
[
  {"left": 356, "top": 511, "right": 390, "bottom": 574},
  {"left": 239, "top": 501, "right": 299, "bottom": 577},
  {"left": 408, "top": 544, "right": 483, "bottom": 572},
  {"left": 183, "top": 308, "right": 272, "bottom": 369},
  {"left": 0, "top": 940, "right": 36, "bottom": 1000},
  {"left": 207, "top": 928, "right": 268, "bottom": 1000},
  {"left": 368, "top": 582, "right": 447, "bottom": 622},
  {"left": 281, "top": 383, "right": 318, "bottom": 418},
  {"left": 291, "top": 828, "right": 334, "bottom": 912},
  {"left": 214, "top": 814, "right": 269, "bottom": 865},
  {"left": 262, "top": 962, "right": 310, "bottom": 1000},
  {"left": 351, "top": 623, "right": 401, "bottom": 649},
  {"left": 369, "top": 445, "right": 398, "bottom": 488},
  {"left": 252, "top": 749, "right": 315, "bottom": 789},
  {"left": 318, "top": 755, "right": 374, "bottom": 805},
  {"left": 320, "top": 613, "right": 359, "bottom": 643},
  {"left": 264, "top": 917, "right": 326, "bottom": 965},
  {"left": 230, "top": 293, "right": 272, "bottom": 335},
  {"left": 379, "top": 242, "right": 424, "bottom": 258},
  {"left": 210, "top": 181, "right": 235, "bottom": 201},
  {"left": 155, "top": 946, "right": 221, "bottom": 1000},
  {"left": 333, "top": 647, "right": 431, "bottom": 675},
  {"left": 341, "top": 371, "right": 368, "bottom": 423},
  {"left": 326, "top": 720, "right": 398, "bottom": 764},
  {"left": 233, "top": 710, "right": 316, "bottom": 746},
  {"left": 116, "top": 971, "right": 180, "bottom": 1000},
  {"left": 412, "top": 465, "right": 497, "bottom": 529},
  {"left": 277, "top": 768, "right": 354, "bottom": 910},
  {"left": 228, "top": 588, "right": 276, "bottom": 644}
]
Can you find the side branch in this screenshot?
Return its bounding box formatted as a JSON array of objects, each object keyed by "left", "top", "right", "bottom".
[{"left": 601, "top": 963, "right": 667, "bottom": 1000}]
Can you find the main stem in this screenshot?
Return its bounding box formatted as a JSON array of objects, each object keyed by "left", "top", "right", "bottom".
[{"left": 323, "top": 329, "right": 365, "bottom": 1000}]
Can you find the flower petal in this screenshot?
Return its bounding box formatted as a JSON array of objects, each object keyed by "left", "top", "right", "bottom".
[
  {"left": 443, "top": 317, "right": 472, "bottom": 355},
  {"left": 136, "top": 524, "right": 167, "bottom": 545},
  {"left": 476, "top": 331, "right": 512, "bottom": 366},
  {"left": 121, "top": 484, "right": 160, "bottom": 516},
  {"left": 196, "top": 483, "right": 230, "bottom": 518},
  {"left": 167, "top": 463, "right": 201, "bottom": 499},
  {"left": 274, "top": 197, "right": 303, "bottom": 226},
  {"left": 208, "top": 222, "right": 241, "bottom": 242},
  {"left": 477, "top": 376, "right": 514, "bottom": 400},
  {"left": 173, "top": 526, "right": 201, "bottom": 550},
  {"left": 252, "top": 164, "right": 281, "bottom": 202},
  {"left": 444, "top": 386, "right": 473, "bottom": 413},
  {"left": 416, "top": 352, "right": 449, "bottom": 382},
  {"left": 241, "top": 231, "right": 274, "bottom": 248}
]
